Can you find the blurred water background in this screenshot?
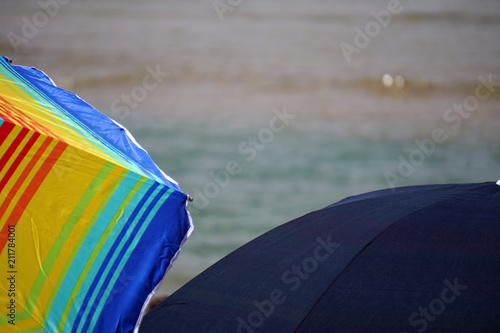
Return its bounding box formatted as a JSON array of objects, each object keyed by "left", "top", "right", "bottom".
[{"left": 1, "top": 0, "right": 499, "bottom": 295}]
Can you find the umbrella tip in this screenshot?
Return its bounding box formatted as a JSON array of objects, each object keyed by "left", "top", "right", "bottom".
[{"left": 187, "top": 195, "right": 194, "bottom": 202}]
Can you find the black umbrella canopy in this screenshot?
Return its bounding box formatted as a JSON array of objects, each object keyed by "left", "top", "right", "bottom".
[{"left": 140, "top": 182, "right": 500, "bottom": 333}]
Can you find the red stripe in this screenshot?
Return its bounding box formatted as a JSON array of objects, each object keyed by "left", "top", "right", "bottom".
[
  {"left": 0, "top": 140, "right": 67, "bottom": 253},
  {"left": 0, "top": 118, "right": 15, "bottom": 146},
  {"left": 0, "top": 99, "right": 37, "bottom": 133},
  {"left": 0, "top": 130, "right": 39, "bottom": 193},
  {"left": 0, "top": 135, "right": 52, "bottom": 220},
  {"left": 0, "top": 103, "right": 22, "bottom": 127},
  {"left": 0, "top": 127, "right": 29, "bottom": 179},
  {"left": 0, "top": 96, "right": 63, "bottom": 142},
  {"left": 0, "top": 105, "right": 16, "bottom": 124}
]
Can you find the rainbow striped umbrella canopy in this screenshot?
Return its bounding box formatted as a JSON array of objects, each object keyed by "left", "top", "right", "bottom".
[{"left": 0, "top": 57, "right": 193, "bottom": 333}]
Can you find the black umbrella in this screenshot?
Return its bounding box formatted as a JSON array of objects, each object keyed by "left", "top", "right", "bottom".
[{"left": 140, "top": 182, "right": 500, "bottom": 332}]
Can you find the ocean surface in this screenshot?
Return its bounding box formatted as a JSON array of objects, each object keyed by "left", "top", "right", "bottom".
[{"left": 1, "top": 0, "right": 499, "bottom": 295}]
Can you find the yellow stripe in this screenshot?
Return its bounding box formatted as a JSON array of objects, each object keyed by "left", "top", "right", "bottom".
[
  {"left": 16, "top": 148, "right": 109, "bottom": 324},
  {"left": 0, "top": 74, "right": 151, "bottom": 183},
  {"left": 41, "top": 165, "right": 127, "bottom": 328},
  {"left": 0, "top": 124, "right": 22, "bottom": 168},
  {"left": 0, "top": 124, "right": 23, "bottom": 181},
  {"left": 0, "top": 139, "right": 58, "bottom": 321},
  {"left": 0, "top": 317, "right": 42, "bottom": 332},
  {"left": 0, "top": 133, "right": 45, "bottom": 229},
  {"left": 57, "top": 174, "right": 146, "bottom": 332},
  {"left": 0, "top": 79, "right": 125, "bottom": 170},
  {"left": 0, "top": 131, "right": 38, "bottom": 226},
  {"left": 0, "top": 132, "right": 43, "bottom": 190},
  {"left": 4, "top": 93, "right": 117, "bottom": 166}
]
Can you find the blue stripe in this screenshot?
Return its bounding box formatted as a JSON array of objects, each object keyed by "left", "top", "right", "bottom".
[
  {"left": 0, "top": 57, "right": 180, "bottom": 190},
  {"left": 47, "top": 172, "right": 147, "bottom": 330},
  {"left": 96, "top": 196, "right": 188, "bottom": 332},
  {"left": 45, "top": 171, "right": 142, "bottom": 329},
  {"left": 71, "top": 181, "right": 161, "bottom": 332},
  {"left": 83, "top": 187, "right": 172, "bottom": 333}
]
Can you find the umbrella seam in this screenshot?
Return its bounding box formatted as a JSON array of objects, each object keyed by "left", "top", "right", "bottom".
[{"left": 293, "top": 188, "right": 487, "bottom": 332}]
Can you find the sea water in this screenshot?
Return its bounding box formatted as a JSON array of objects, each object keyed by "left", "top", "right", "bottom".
[{"left": 1, "top": 0, "right": 499, "bottom": 294}]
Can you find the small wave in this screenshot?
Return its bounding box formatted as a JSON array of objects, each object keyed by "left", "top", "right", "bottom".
[
  {"left": 394, "top": 11, "right": 500, "bottom": 26},
  {"left": 239, "top": 9, "right": 500, "bottom": 27},
  {"left": 240, "top": 11, "right": 356, "bottom": 24},
  {"left": 327, "top": 75, "right": 500, "bottom": 99},
  {"left": 253, "top": 74, "right": 499, "bottom": 98},
  {"left": 60, "top": 67, "right": 500, "bottom": 100}
]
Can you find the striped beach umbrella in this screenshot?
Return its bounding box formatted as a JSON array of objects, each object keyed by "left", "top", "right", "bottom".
[{"left": 0, "top": 57, "right": 193, "bottom": 332}]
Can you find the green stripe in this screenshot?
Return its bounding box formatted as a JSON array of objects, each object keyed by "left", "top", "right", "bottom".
[
  {"left": 0, "top": 164, "right": 114, "bottom": 327},
  {"left": 40, "top": 168, "right": 131, "bottom": 327},
  {"left": 0, "top": 66, "right": 89, "bottom": 153},
  {"left": 0, "top": 63, "right": 142, "bottom": 177},
  {"left": 19, "top": 327, "right": 44, "bottom": 333},
  {"left": 86, "top": 187, "right": 175, "bottom": 333},
  {"left": 0, "top": 62, "right": 163, "bottom": 183},
  {"left": 62, "top": 178, "right": 149, "bottom": 333},
  {"left": 0, "top": 306, "right": 30, "bottom": 326},
  {"left": 74, "top": 183, "right": 164, "bottom": 332},
  {"left": 24, "top": 162, "right": 115, "bottom": 315}
]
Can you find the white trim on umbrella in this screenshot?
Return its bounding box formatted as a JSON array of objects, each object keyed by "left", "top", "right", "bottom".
[{"left": 497, "top": 179, "right": 500, "bottom": 186}]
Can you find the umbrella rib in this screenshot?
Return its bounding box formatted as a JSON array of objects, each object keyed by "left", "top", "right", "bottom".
[
  {"left": 292, "top": 233, "right": 381, "bottom": 332},
  {"left": 293, "top": 190, "right": 476, "bottom": 332}
]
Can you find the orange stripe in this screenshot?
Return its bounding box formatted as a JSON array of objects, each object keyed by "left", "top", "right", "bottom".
[
  {"left": 0, "top": 140, "right": 67, "bottom": 253},
  {"left": 0, "top": 96, "right": 63, "bottom": 141},
  {"left": 0, "top": 103, "right": 18, "bottom": 125},
  {"left": 0, "top": 101, "right": 24, "bottom": 126},
  {"left": 0, "top": 126, "right": 29, "bottom": 180},
  {"left": 0, "top": 97, "right": 37, "bottom": 133},
  {"left": 0, "top": 131, "right": 39, "bottom": 193},
  {"left": 0, "top": 135, "right": 52, "bottom": 221},
  {"left": 0, "top": 117, "right": 15, "bottom": 146}
]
